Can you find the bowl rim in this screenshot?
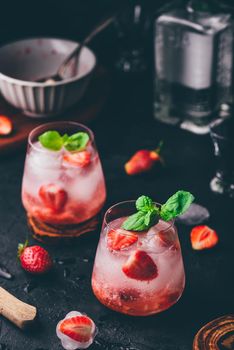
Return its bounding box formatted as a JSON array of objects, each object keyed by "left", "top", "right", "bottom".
[{"left": 0, "top": 36, "right": 97, "bottom": 87}]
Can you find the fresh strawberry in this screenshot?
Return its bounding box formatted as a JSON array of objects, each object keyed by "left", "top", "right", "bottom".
[
  {"left": 107, "top": 228, "right": 138, "bottom": 251},
  {"left": 190, "top": 225, "right": 219, "bottom": 250},
  {"left": 122, "top": 250, "right": 158, "bottom": 281},
  {"left": 125, "top": 141, "right": 163, "bottom": 175},
  {"left": 0, "top": 115, "right": 13, "bottom": 135},
  {"left": 18, "top": 242, "right": 53, "bottom": 274},
  {"left": 39, "top": 184, "right": 67, "bottom": 212},
  {"left": 63, "top": 150, "right": 91, "bottom": 167},
  {"left": 59, "top": 315, "right": 94, "bottom": 343}
]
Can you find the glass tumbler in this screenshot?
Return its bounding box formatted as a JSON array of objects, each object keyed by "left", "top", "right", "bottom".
[
  {"left": 92, "top": 200, "right": 185, "bottom": 316},
  {"left": 21, "top": 121, "right": 106, "bottom": 243}
]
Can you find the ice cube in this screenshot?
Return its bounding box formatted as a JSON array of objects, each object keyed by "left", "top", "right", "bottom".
[
  {"left": 176, "top": 203, "right": 210, "bottom": 226},
  {"left": 29, "top": 141, "right": 63, "bottom": 169},
  {"left": 140, "top": 220, "right": 175, "bottom": 254},
  {"left": 56, "top": 311, "right": 97, "bottom": 350}
]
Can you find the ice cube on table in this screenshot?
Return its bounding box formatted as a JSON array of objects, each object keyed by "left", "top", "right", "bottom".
[
  {"left": 56, "top": 311, "right": 97, "bottom": 350},
  {"left": 176, "top": 203, "right": 210, "bottom": 226}
]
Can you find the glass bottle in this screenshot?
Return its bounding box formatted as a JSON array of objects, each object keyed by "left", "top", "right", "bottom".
[{"left": 153, "top": 0, "right": 233, "bottom": 133}]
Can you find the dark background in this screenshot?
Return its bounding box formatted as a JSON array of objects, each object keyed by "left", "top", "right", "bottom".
[{"left": 0, "top": 0, "right": 234, "bottom": 349}]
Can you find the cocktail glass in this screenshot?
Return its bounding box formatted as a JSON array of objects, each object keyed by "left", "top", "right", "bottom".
[
  {"left": 92, "top": 200, "right": 185, "bottom": 316},
  {"left": 22, "top": 121, "right": 106, "bottom": 242}
]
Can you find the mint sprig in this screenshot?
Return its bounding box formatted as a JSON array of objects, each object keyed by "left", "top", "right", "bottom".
[
  {"left": 122, "top": 190, "right": 194, "bottom": 232},
  {"left": 122, "top": 196, "right": 160, "bottom": 231},
  {"left": 38, "top": 130, "right": 89, "bottom": 152}
]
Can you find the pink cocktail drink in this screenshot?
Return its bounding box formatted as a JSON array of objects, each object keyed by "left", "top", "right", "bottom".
[
  {"left": 92, "top": 200, "right": 185, "bottom": 316},
  {"left": 22, "top": 122, "right": 106, "bottom": 240}
]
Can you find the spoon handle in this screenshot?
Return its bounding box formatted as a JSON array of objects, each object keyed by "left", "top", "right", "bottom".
[
  {"left": 0, "top": 287, "right": 37, "bottom": 329},
  {"left": 58, "top": 15, "right": 115, "bottom": 77}
]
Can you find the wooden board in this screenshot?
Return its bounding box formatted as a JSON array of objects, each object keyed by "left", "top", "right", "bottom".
[
  {"left": 193, "top": 315, "right": 234, "bottom": 350},
  {"left": 0, "top": 66, "right": 110, "bottom": 155}
]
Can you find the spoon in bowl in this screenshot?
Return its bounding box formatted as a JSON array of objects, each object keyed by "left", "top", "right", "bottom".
[{"left": 36, "top": 16, "right": 114, "bottom": 84}]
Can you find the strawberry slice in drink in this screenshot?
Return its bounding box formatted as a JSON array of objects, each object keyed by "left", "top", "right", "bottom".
[
  {"left": 63, "top": 150, "right": 91, "bottom": 167},
  {"left": 190, "top": 225, "right": 218, "bottom": 250},
  {"left": 39, "top": 184, "right": 68, "bottom": 212},
  {"left": 107, "top": 229, "right": 138, "bottom": 251},
  {"left": 122, "top": 250, "right": 158, "bottom": 281}
]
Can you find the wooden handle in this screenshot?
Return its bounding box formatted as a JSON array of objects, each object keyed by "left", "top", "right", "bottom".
[{"left": 0, "top": 287, "right": 37, "bottom": 329}]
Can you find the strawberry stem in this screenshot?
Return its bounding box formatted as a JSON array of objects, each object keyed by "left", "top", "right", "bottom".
[
  {"left": 17, "top": 240, "right": 28, "bottom": 258},
  {"left": 153, "top": 140, "right": 164, "bottom": 155}
]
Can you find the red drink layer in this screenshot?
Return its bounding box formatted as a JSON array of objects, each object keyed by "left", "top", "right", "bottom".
[{"left": 92, "top": 217, "right": 185, "bottom": 316}]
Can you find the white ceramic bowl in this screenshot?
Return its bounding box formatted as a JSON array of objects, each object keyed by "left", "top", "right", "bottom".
[{"left": 0, "top": 38, "right": 96, "bottom": 117}]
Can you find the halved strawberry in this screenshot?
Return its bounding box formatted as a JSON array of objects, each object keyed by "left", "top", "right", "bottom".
[
  {"left": 122, "top": 250, "right": 158, "bottom": 281},
  {"left": 0, "top": 115, "right": 13, "bottom": 135},
  {"left": 107, "top": 229, "right": 138, "bottom": 251},
  {"left": 190, "top": 225, "right": 218, "bottom": 250},
  {"left": 39, "top": 184, "right": 67, "bottom": 212},
  {"left": 63, "top": 150, "right": 91, "bottom": 167},
  {"left": 59, "top": 315, "right": 94, "bottom": 343}
]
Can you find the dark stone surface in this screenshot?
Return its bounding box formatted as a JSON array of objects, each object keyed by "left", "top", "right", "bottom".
[{"left": 0, "top": 70, "right": 234, "bottom": 349}]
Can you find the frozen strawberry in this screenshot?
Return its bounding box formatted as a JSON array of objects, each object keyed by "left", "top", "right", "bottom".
[
  {"left": 122, "top": 250, "right": 158, "bottom": 281},
  {"left": 60, "top": 316, "right": 93, "bottom": 342},
  {"left": 125, "top": 141, "right": 163, "bottom": 175},
  {"left": 0, "top": 115, "right": 13, "bottom": 135},
  {"left": 63, "top": 150, "right": 91, "bottom": 167},
  {"left": 190, "top": 225, "right": 219, "bottom": 250},
  {"left": 18, "top": 242, "right": 53, "bottom": 274},
  {"left": 107, "top": 228, "right": 138, "bottom": 251},
  {"left": 39, "top": 184, "right": 67, "bottom": 212},
  {"left": 57, "top": 311, "right": 97, "bottom": 349}
]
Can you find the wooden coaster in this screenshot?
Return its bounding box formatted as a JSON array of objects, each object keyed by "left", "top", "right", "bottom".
[
  {"left": 193, "top": 315, "right": 234, "bottom": 350},
  {"left": 27, "top": 214, "right": 100, "bottom": 244}
]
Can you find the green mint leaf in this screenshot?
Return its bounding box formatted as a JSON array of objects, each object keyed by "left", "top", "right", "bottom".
[
  {"left": 122, "top": 211, "right": 148, "bottom": 231},
  {"left": 64, "top": 132, "right": 89, "bottom": 152},
  {"left": 38, "top": 131, "right": 63, "bottom": 151},
  {"left": 136, "top": 195, "right": 154, "bottom": 212},
  {"left": 144, "top": 208, "right": 158, "bottom": 227},
  {"left": 122, "top": 209, "right": 159, "bottom": 231},
  {"left": 160, "top": 190, "right": 195, "bottom": 221},
  {"left": 62, "top": 133, "right": 69, "bottom": 143}
]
